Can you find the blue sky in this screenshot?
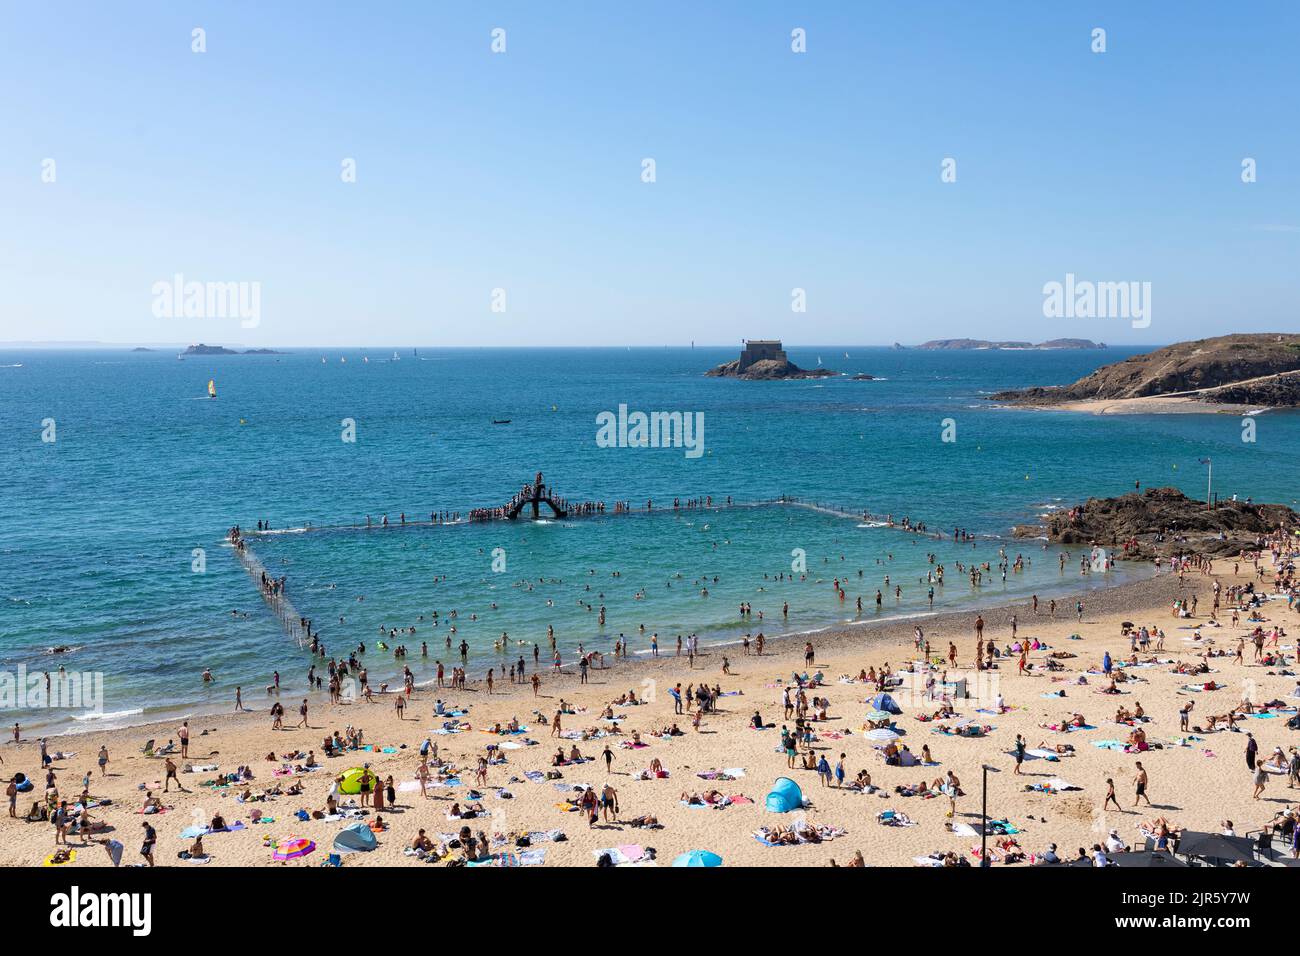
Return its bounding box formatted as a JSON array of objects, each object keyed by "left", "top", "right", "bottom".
[{"left": 1, "top": 1, "right": 1297, "bottom": 347}]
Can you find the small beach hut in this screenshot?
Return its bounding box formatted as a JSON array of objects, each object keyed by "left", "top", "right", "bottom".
[
  {"left": 333, "top": 822, "right": 378, "bottom": 854},
  {"left": 765, "top": 776, "right": 805, "bottom": 813}
]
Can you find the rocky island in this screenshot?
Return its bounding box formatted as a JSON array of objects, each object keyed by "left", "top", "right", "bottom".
[
  {"left": 706, "top": 340, "right": 836, "bottom": 380},
  {"left": 989, "top": 333, "right": 1300, "bottom": 413},
  {"left": 1013, "top": 487, "right": 1297, "bottom": 559}
]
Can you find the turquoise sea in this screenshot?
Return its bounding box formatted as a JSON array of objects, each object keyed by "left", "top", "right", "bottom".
[{"left": 4, "top": 345, "right": 1298, "bottom": 733}]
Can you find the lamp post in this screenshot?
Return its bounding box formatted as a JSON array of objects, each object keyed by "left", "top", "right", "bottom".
[
  {"left": 980, "top": 763, "right": 999, "bottom": 867},
  {"left": 1198, "top": 457, "right": 1212, "bottom": 507}
]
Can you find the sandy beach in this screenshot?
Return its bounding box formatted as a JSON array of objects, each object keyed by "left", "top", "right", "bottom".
[
  {"left": 1036, "top": 397, "right": 1268, "bottom": 416},
  {"left": 6, "top": 551, "right": 1298, "bottom": 870}
]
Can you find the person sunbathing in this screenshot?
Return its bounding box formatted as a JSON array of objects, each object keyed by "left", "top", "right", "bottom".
[{"left": 847, "top": 770, "right": 874, "bottom": 792}]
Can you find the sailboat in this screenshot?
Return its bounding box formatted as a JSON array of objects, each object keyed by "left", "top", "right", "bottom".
[
  {"left": 207, "top": 379, "right": 217, "bottom": 399},
  {"left": 363, "top": 356, "right": 369, "bottom": 364},
  {"left": 340, "top": 356, "right": 346, "bottom": 363},
  {"left": 392, "top": 351, "right": 400, "bottom": 362}
]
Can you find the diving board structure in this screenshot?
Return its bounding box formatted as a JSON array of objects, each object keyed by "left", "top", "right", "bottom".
[{"left": 505, "top": 471, "right": 568, "bottom": 519}]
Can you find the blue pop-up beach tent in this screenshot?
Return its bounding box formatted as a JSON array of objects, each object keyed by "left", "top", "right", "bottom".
[
  {"left": 870, "top": 692, "right": 902, "bottom": 714},
  {"left": 332, "top": 822, "right": 378, "bottom": 854},
  {"left": 765, "top": 776, "right": 804, "bottom": 813}
]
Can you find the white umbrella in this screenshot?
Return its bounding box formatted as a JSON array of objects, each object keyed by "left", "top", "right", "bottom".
[{"left": 864, "top": 728, "right": 900, "bottom": 743}]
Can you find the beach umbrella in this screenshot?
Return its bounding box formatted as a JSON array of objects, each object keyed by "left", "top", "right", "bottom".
[
  {"left": 272, "top": 838, "right": 316, "bottom": 861},
  {"left": 672, "top": 850, "right": 723, "bottom": 867},
  {"left": 864, "top": 728, "right": 900, "bottom": 743},
  {"left": 1174, "top": 831, "right": 1258, "bottom": 866},
  {"left": 1107, "top": 850, "right": 1188, "bottom": 868},
  {"left": 866, "top": 709, "right": 892, "bottom": 722}
]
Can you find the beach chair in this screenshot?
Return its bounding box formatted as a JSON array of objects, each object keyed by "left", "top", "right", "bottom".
[{"left": 140, "top": 739, "right": 155, "bottom": 757}]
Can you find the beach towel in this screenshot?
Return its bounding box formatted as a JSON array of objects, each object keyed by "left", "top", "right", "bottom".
[{"left": 1026, "top": 748, "right": 1064, "bottom": 760}]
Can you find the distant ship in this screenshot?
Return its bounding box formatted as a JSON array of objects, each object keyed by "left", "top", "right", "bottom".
[
  {"left": 492, "top": 419, "right": 511, "bottom": 425},
  {"left": 207, "top": 379, "right": 217, "bottom": 399}
]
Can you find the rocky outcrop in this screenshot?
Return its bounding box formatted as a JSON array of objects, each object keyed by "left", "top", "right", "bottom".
[
  {"left": 990, "top": 334, "right": 1300, "bottom": 407},
  {"left": 1014, "top": 487, "right": 1296, "bottom": 558},
  {"left": 706, "top": 358, "right": 836, "bottom": 380}
]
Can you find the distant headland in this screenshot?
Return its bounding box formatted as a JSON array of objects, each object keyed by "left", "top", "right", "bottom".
[
  {"left": 916, "top": 338, "right": 1105, "bottom": 351},
  {"left": 183, "top": 344, "right": 286, "bottom": 356},
  {"left": 989, "top": 333, "right": 1300, "bottom": 413},
  {"left": 706, "top": 340, "right": 837, "bottom": 380}
]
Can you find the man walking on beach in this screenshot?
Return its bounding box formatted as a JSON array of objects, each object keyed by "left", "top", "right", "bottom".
[
  {"left": 163, "top": 756, "right": 187, "bottom": 793},
  {"left": 1013, "top": 735, "right": 1026, "bottom": 775},
  {"left": 1133, "top": 762, "right": 1151, "bottom": 807},
  {"left": 141, "top": 821, "right": 156, "bottom": 866},
  {"left": 298, "top": 698, "right": 309, "bottom": 729},
  {"left": 178, "top": 721, "right": 189, "bottom": 758}
]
